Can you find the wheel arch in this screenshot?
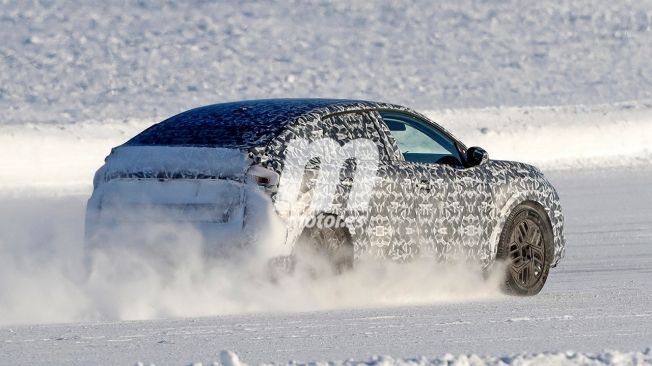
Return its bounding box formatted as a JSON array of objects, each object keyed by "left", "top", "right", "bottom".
[
  {"left": 294, "top": 212, "right": 356, "bottom": 271},
  {"left": 296, "top": 212, "right": 354, "bottom": 246},
  {"left": 488, "top": 193, "right": 557, "bottom": 265}
]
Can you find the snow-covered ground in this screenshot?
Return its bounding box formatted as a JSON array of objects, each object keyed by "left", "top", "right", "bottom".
[
  {"left": 169, "top": 349, "right": 652, "bottom": 366},
  {"left": 1, "top": 167, "right": 652, "bottom": 365},
  {"left": 2, "top": 0, "right": 652, "bottom": 364},
  {"left": 2, "top": 0, "right": 652, "bottom": 125},
  {"left": 217, "top": 349, "right": 652, "bottom": 366}
]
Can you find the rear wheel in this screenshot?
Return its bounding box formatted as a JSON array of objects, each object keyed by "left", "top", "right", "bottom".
[
  {"left": 294, "top": 217, "right": 354, "bottom": 276},
  {"left": 497, "top": 202, "right": 553, "bottom": 296}
]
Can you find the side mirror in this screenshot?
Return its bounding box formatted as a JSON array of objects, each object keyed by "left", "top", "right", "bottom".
[{"left": 466, "top": 146, "right": 489, "bottom": 167}]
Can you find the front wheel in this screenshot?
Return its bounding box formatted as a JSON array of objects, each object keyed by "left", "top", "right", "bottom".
[{"left": 496, "top": 202, "right": 554, "bottom": 296}]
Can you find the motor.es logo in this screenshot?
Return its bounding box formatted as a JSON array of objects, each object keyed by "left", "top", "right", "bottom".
[{"left": 275, "top": 137, "right": 379, "bottom": 229}]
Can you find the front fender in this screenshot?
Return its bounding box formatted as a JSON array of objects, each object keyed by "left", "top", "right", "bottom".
[{"left": 488, "top": 167, "right": 566, "bottom": 267}]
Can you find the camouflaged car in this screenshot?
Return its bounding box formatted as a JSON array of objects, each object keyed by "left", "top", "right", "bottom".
[{"left": 86, "top": 99, "right": 565, "bottom": 295}]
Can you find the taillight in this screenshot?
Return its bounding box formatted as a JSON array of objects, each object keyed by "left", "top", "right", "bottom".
[
  {"left": 246, "top": 165, "right": 279, "bottom": 189},
  {"left": 254, "top": 176, "right": 270, "bottom": 185}
]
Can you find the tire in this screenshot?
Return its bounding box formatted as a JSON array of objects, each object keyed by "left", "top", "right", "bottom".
[
  {"left": 496, "top": 202, "right": 554, "bottom": 296},
  {"left": 293, "top": 216, "right": 354, "bottom": 275}
]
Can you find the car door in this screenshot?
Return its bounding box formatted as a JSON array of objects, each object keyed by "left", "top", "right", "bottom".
[
  {"left": 378, "top": 111, "right": 492, "bottom": 261},
  {"left": 319, "top": 111, "right": 420, "bottom": 260},
  {"left": 446, "top": 154, "right": 496, "bottom": 261}
]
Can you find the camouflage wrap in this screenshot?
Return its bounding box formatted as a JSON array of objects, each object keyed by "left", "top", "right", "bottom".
[{"left": 120, "top": 99, "right": 566, "bottom": 267}]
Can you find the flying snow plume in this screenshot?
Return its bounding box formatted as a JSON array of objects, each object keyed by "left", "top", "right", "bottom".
[{"left": 0, "top": 195, "right": 505, "bottom": 326}]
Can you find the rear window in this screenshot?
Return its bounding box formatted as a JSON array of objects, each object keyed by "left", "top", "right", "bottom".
[{"left": 127, "top": 106, "right": 285, "bottom": 148}]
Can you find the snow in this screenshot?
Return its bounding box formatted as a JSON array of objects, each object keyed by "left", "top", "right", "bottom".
[
  {"left": 0, "top": 118, "right": 148, "bottom": 193},
  {"left": 429, "top": 100, "right": 652, "bottom": 169},
  {"left": 187, "top": 349, "right": 652, "bottom": 366},
  {"left": 220, "top": 350, "right": 245, "bottom": 366},
  {"left": 1, "top": 167, "right": 651, "bottom": 365},
  {"left": 2, "top": 101, "right": 651, "bottom": 194},
  {"left": 1, "top": 1, "right": 651, "bottom": 125},
  {"left": 2, "top": 0, "right": 652, "bottom": 364}
]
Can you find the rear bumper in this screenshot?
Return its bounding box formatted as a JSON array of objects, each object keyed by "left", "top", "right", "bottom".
[{"left": 85, "top": 178, "right": 290, "bottom": 259}]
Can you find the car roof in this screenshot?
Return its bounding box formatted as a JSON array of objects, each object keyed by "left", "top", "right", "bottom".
[
  {"left": 126, "top": 98, "right": 395, "bottom": 148},
  {"left": 159, "top": 98, "right": 381, "bottom": 126}
]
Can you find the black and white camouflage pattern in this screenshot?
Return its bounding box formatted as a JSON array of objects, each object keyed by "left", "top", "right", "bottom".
[{"left": 124, "top": 99, "right": 566, "bottom": 267}]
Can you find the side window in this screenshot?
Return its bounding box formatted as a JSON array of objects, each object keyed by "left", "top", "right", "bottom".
[
  {"left": 322, "top": 112, "right": 390, "bottom": 161},
  {"left": 380, "top": 112, "right": 462, "bottom": 166}
]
